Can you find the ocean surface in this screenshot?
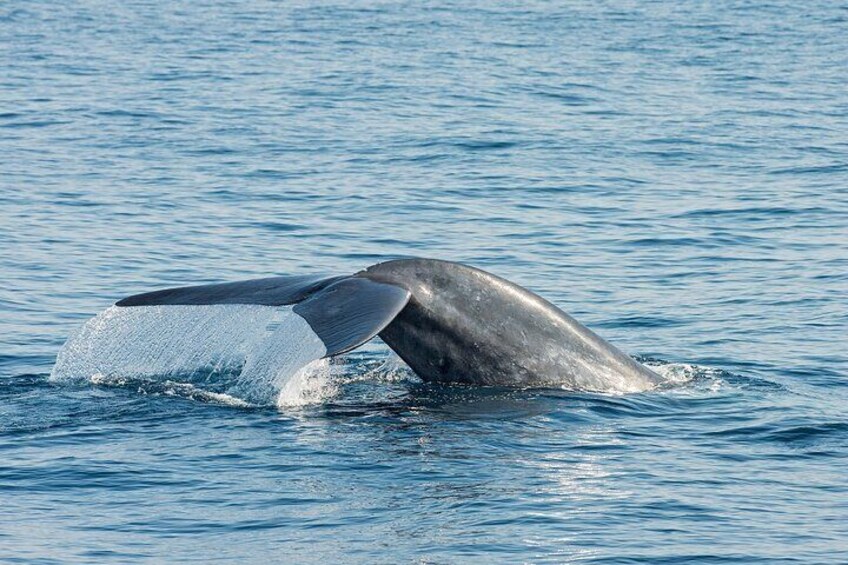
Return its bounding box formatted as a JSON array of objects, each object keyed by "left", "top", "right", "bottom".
[{"left": 2, "top": 0, "right": 847, "bottom": 562}]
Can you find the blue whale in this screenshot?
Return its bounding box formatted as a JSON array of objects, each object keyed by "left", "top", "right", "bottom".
[{"left": 114, "top": 258, "right": 662, "bottom": 392}]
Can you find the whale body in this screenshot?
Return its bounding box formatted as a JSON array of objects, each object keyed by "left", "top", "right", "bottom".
[{"left": 101, "top": 258, "right": 661, "bottom": 393}]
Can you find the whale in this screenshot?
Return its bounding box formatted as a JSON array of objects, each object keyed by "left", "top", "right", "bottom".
[{"left": 104, "top": 258, "right": 662, "bottom": 393}]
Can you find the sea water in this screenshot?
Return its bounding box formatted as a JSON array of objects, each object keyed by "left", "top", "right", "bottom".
[{"left": 1, "top": 0, "right": 846, "bottom": 562}]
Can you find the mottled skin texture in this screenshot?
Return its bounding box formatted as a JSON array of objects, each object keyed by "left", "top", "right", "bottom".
[{"left": 359, "top": 259, "right": 661, "bottom": 391}]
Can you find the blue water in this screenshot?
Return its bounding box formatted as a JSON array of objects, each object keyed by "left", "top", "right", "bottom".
[{"left": 2, "top": 0, "right": 847, "bottom": 562}]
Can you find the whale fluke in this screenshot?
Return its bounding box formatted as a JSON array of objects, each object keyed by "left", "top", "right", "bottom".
[{"left": 116, "top": 274, "right": 411, "bottom": 358}]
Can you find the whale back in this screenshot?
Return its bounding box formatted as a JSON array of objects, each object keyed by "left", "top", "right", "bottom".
[{"left": 359, "top": 259, "right": 660, "bottom": 391}]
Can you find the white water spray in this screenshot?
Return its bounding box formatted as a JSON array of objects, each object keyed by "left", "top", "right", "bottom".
[{"left": 50, "top": 304, "right": 335, "bottom": 408}]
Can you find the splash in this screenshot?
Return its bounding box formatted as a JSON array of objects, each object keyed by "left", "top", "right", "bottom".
[
  {"left": 90, "top": 373, "right": 252, "bottom": 408},
  {"left": 340, "top": 351, "right": 419, "bottom": 385},
  {"left": 51, "top": 304, "right": 334, "bottom": 408},
  {"left": 641, "top": 359, "right": 727, "bottom": 392},
  {"left": 653, "top": 363, "right": 699, "bottom": 384},
  {"left": 276, "top": 358, "right": 338, "bottom": 407}
]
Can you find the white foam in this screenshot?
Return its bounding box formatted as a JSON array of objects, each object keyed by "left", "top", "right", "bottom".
[
  {"left": 89, "top": 373, "right": 253, "bottom": 408},
  {"left": 643, "top": 361, "right": 701, "bottom": 385},
  {"left": 276, "top": 358, "right": 338, "bottom": 407},
  {"left": 641, "top": 360, "right": 730, "bottom": 394},
  {"left": 51, "top": 304, "right": 334, "bottom": 408}
]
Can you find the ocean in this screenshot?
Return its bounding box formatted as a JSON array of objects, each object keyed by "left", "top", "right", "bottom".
[{"left": 1, "top": 1, "right": 847, "bottom": 562}]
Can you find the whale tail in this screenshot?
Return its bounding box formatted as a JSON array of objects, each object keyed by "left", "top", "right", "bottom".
[
  {"left": 52, "top": 259, "right": 662, "bottom": 400},
  {"left": 114, "top": 273, "right": 410, "bottom": 357},
  {"left": 51, "top": 273, "right": 411, "bottom": 405}
]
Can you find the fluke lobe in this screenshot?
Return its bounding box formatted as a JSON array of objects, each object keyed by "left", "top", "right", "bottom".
[{"left": 114, "top": 258, "right": 662, "bottom": 392}]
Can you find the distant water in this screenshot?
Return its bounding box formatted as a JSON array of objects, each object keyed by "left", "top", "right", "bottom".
[{"left": 2, "top": 0, "right": 847, "bottom": 562}]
